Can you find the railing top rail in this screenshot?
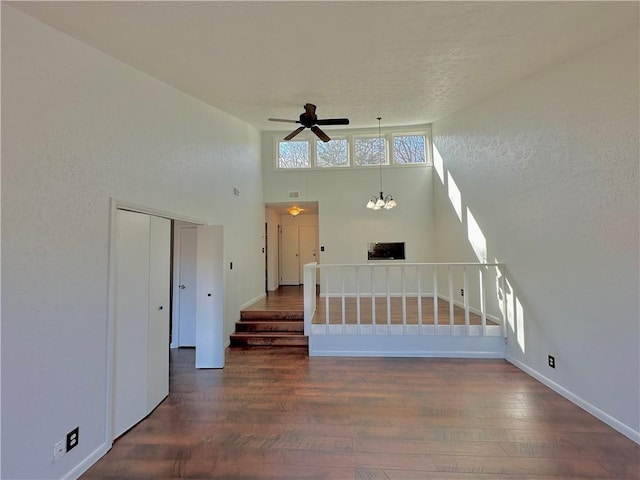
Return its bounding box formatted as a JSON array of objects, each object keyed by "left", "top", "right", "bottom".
[{"left": 306, "top": 262, "right": 504, "bottom": 268}]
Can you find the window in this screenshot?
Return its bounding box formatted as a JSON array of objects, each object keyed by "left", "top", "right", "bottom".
[
  {"left": 316, "top": 138, "right": 349, "bottom": 167},
  {"left": 393, "top": 134, "right": 426, "bottom": 164},
  {"left": 274, "top": 126, "right": 431, "bottom": 170},
  {"left": 354, "top": 136, "right": 387, "bottom": 166},
  {"left": 278, "top": 140, "right": 310, "bottom": 169}
]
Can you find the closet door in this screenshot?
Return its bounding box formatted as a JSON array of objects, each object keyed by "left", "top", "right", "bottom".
[
  {"left": 113, "top": 210, "right": 170, "bottom": 439},
  {"left": 147, "top": 216, "right": 171, "bottom": 412},
  {"left": 113, "top": 210, "right": 151, "bottom": 438}
]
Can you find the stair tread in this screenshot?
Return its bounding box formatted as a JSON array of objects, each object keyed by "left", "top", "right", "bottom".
[
  {"left": 231, "top": 332, "right": 306, "bottom": 337},
  {"left": 241, "top": 310, "right": 303, "bottom": 320}
]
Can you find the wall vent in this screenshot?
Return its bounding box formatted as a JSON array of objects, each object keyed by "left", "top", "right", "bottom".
[
  {"left": 233, "top": 186, "right": 240, "bottom": 197},
  {"left": 288, "top": 191, "right": 300, "bottom": 199}
]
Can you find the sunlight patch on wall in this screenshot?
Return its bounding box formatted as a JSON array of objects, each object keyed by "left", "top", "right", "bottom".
[
  {"left": 499, "top": 270, "right": 515, "bottom": 334},
  {"left": 467, "top": 208, "right": 487, "bottom": 263},
  {"left": 447, "top": 171, "right": 463, "bottom": 222},
  {"left": 433, "top": 144, "right": 445, "bottom": 184},
  {"left": 516, "top": 296, "right": 525, "bottom": 354}
]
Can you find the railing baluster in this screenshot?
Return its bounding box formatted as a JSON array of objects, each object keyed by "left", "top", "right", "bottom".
[
  {"left": 480, "top": 267, "right": 487, "bottom": 336},
  {"left": 448, "top": 266, "right": 454, "bottom": 333},
  {"left": 433, "top": 266, "right": 439, "bottom": 334},
  {"left": 341, "top": 266, "right": 346, "bottom": 334},
  {"left": 500, "top": 267, "right": 507, "bottom": 338},
  {"left": 371, "top": 266, "right": 376, "bottom": 334},
  {"left": 386, "top": 266, "right": 391, "bottom": 331},
  {"left": 325, "top": 267, "right": 330, "bottom": 333},
  {"left": 401, "top": 266, "right": 407, "bottom": 334},
  {"left": 417, "top": 265, "right": 423, "bottom": 332},
  {"left": 463, "top": 266, "right": 470, "bottom": 335},
  {"left": 356, "top": 266, "right": 361, "bottom": 334}
]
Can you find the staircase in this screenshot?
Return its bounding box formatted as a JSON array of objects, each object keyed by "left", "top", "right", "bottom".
[{"left": 229, "top": 308, "right": 308, "bottom": 348}]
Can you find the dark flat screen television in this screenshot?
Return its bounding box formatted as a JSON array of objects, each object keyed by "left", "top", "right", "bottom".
[{"left": 367, "top": 242, "right": 405, "bottom": 260}]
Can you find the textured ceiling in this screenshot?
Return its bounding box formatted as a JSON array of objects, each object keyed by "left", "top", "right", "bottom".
[{"left": 9, "top": 1, "right": 639, "bottom": 131}]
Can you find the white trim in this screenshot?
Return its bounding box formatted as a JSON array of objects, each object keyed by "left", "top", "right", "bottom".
[
  {"left": 113, "top": 198, "right": 208, "bottom": 225},
  {"left": 506, "top": 355, "right": 640, "bottom": 444},
  {"left": 61, "top": 442, "right": 110, "bottom": 480},
  {"left": 309, "top": 334, "right": 505, "bottom": 358}
]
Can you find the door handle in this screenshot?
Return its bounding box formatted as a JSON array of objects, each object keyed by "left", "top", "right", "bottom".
[{"left": 179, "top": 284, "right": 186, "bottom": 289}]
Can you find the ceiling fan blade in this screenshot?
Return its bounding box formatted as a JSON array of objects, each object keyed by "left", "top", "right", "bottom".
[
  {"left": 284, "top": 126, "right": 306, "bottom": 141},
  {"left": 268, "top": 118, "right": 299, "bottom": 123},
  {"left": 311, "top": 125, "right": 331, "bottom": 143},
  {"left": 315, "top": 118, "right": 350, "bottom": 126}
]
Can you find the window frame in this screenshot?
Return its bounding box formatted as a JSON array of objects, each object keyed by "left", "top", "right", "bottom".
[{"left": 391, "top": 132, "right": 428, "bottom": 165}]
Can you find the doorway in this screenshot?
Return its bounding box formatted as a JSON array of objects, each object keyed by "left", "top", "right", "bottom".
[{"left": 107, "top": 200, "right": 225, "bottom": 443}]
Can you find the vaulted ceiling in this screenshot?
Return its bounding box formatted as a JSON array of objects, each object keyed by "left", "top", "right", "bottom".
[{"left": 9, "top": 1, "right": 639, "bottom": 131}]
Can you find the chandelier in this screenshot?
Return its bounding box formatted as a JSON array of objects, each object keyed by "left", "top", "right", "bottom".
[{"left": 366, "top": 117, "right": 396, "bottom": 210}]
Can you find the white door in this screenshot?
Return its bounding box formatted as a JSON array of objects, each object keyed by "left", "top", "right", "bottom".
[
  {"left": 113, "top": 210, "right": 150, "bottom": 438},
  {"left": 195, "top": 225, "right": 225, "bottom": 369},
  {"left": 177, "top": 226, "right": 197, "bottom": 346},
  {"left": 146, "top": 216, "right": 170, "bottom": 412},
  {"left": 113, "top": 210, "right": 170, "bottom": 439},
  {"left": 279, "top": 225, "right": 300, "bottom": 285},
  {"left": 298, "top": 225, "right": 317, "bottom": 280}
]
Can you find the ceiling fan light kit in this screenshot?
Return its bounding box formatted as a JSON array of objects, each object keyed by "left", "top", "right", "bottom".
[
  {"left": 269, "top": 103, "right": 349, "bottom": 142},
  {"left": 366, "top": 117, "right": 396, "bottom": 211}
]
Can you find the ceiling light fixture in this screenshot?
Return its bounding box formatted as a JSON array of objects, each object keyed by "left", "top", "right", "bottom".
[
  {"left": 288, "top": 206, "right": 302, "bottom": 217},
  {"left": 366, "top": 117, "right": 396, "bottom": 211}
]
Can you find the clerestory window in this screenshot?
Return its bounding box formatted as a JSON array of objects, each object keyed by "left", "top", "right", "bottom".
[{"left": 275, "top": 126, "right": 430, "bottom": 170}]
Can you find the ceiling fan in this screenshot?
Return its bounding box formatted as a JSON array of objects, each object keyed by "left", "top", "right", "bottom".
[{"left": 269, "top": 103, "right": 349, "bottom": 142}]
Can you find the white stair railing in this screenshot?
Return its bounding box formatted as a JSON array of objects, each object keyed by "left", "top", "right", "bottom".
[{"left": 303, "top": 262, "right": 507, "bottom": 338}]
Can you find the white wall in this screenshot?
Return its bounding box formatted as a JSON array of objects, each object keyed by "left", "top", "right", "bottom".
[
  {"left": 1, "top": 6, "right": 265, "bottom": 479},
  {"left": 432, "top": 28, "right": 639, "bottom": 440},
  {"left": 262, "top": 135, "right": 435, "bottom": 268}
]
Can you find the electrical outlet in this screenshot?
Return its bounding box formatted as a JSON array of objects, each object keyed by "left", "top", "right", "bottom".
[
  {"left": 548, "top": 355, "right": 555, "bottom": 369},
  {"left": 460, "top": 288, "right": 464, "bottom": 297},
  {"left": 53, "top": 439, "right": 65, "bottom": 463},
  {"left": 66, "top": 427, "right": 79, "bottom": 452}
]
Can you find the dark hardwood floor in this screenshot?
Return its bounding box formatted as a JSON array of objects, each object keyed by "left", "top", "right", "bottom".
[{"left": 82, "top": 287, "right": 640, "bottom": 479}]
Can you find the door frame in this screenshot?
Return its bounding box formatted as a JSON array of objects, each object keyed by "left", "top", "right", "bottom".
[{"left": 106, "top": 198, "right": 217, "bottom": 444}]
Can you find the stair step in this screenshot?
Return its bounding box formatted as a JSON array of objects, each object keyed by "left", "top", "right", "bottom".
[
  {"left": 240, "top": 310, "right": 303, "bottom": 321},
  {"left": 235, "top": 321, "right": 304, "bottom": 333},
  {"left": 229, "top": 332, "right": 308, "bottom": 347}
]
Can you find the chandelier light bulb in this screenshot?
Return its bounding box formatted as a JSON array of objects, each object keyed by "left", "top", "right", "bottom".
[{"left": 365, "top": 116, "right": 397, "bottom": 211}]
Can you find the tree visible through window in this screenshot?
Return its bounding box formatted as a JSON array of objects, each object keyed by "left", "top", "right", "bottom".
[
  {"left": 278, "top": 141, "right": 310, "bottom": 168},
  {"left": 354, "top": 137, "right": 387, "bottom": 166},
  {"left": 393, "top": 135, "right": 426, "bottom": 164},
  {"left": 316, "top": 139, "right": 348, "bottom": 167}
]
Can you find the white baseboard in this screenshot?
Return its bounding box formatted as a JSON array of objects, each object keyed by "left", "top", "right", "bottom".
[
  {"left": 240, "top": 292, "right": 265, "bottom": 310},
  {"left": 506, "top": 355, "right": 640, "bottom": 445},
  {"left": 63, "top": 442, "right": 111, "bottom": 480}
]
